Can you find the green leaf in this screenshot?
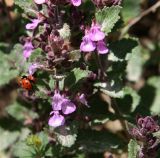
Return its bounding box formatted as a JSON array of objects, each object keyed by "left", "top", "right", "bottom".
[
  {"left": 117, "top": 87, "right": 141, "bottom": 113},
  {"left": 55, "top": 125, "right": 78, "bottom": 147},
  {"left": 5, "top": 101, "right": 38, "bottom": 122},
  {"left": 95, "top": 6, "right": 121, "bottom": 34},
  {"left": 126, "top": 46, "right": 143, "bottom": 82},
  {"left": 77, "top": 130, "right": 124, "bottom": 153},
  {"left": 29, "top": 48, "right": 43, "bottom": 62},
  {"left": 0, "top": 128, "right": 20, "bottom": 151},
  {"left": 58, "top": 23, "right": 71, "bottom": 40},
  {"left": 10, "top": 44, "right": 30, "bottom": 73},
  {"left": 13, "top": 141, "right": 36, "bottom": 158},
  {"left": 95, "top": 78, "right": 124, "bottom": 98},
  {"left": 0, "top": 52, "right": 19, "bottom": 86},
  {"left": 153, "top": 131, "right": 160, "bottom": 139},
  {"left": 14, "top": 0, "right": 37, "bottom": 15},
  {"left": 68, "top": 50, "right": 81, "bottom": 62},
  {"left": 128, "top": 139, "right": 139, "bottom": 158},
  {"left": 147, "top": 77, "right": 160, "bottom": 114},
  {"left": 64, "top": 68, "right": 90, "bottom": 90},
  {"left": 121, "top": 0, "right": 140, "bottom": 23},
  {"left": 108, "top": 38, "right": 138, "bottom": 62}
]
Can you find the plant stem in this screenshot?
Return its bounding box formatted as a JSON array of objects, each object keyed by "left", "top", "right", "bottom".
[
  {"left": 95, "top": 51, "right": 107, "bottom": 79},
  {"left": 111, "top": 98, "right": 130, "bottom": 141}
]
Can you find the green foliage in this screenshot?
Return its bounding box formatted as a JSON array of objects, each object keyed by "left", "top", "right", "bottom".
[
  {"left": 64, "top": 68, "right": 90, "bottom": 90},
  {"left": 77, "top": 130, "right": 124, "bottom": 153},
  {"left": 147, "top": 77, "right": 160, "bottom": 114},
  {"left": 0, "top": 128, "right": 19, "bottom": 151},
  {"left": 116, "top": 87, "right": 140, "bottom": 114},
  {"left": 13, "top": 132, "right": 50, "bottom": 158},
  {"left": 6, "top": 101, "right": 38, "bottom": 122},
  {"left": 95, "top": 6, "right": 121, "bottom": 34},
  {"left": 108, "top": 38, "right": 138, "bottom": 62},
  {"left": 14, "top": 0, "right": 37, "bottom": 15},
  {"left": 128, "top": 139, "right": 139, "bottom": 158},
  {"left": 55, "top": 123, "right": 78, "bottom": 147},
  {"left": 126, "top": 46, "right": 143, "bottom": 82},
  {"left": 29, "top": 48, "right": 43, "bottom": 62},
  {"left": 121, "top": 0, "right": 140, "bottom": 22}
]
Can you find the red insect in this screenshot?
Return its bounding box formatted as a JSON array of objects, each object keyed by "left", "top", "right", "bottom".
[{"left": 18, "top": 75, "right": 36, "bottom": 90}]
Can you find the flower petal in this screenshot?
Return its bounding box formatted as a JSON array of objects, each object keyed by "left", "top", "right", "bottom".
[
  {"left": 26, "top": 19, "right": 41, "bottom": 30},
  {"left": 23, "top": 40, "right": 34, "bottom": 59},
  {"left": 89, "top": 24, "right": 105, "bottom": 42},
  {"left": 48, "top": 111, "right": 65, "bottom": 127},
  {"left": 70, "top": 0, "right": 81, "bottom": 6},
  {"left": 80, "top": 35, "right": 96, "bottom": 52},
  {"left": 52, "top": 92, "right": 64, "bottom": 111},
  {"left": 34, "top": 0, "right": 46, "bottom": 4},
  {"left": 78, "top": 94, "right": 89, "bottom": 107},
  {"left": 97, "top": 40, "right": 109, "bottom": 54},
  {"left": 28, "top": 63, "right": 40, "bottom": 75},
  {"left": 62, "top": 100, "right": 76, "bottom": 115}
]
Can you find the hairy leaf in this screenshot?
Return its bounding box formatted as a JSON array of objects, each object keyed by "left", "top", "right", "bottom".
[{"left": 95, "top": 6, "right": 121, "bottom": 34}]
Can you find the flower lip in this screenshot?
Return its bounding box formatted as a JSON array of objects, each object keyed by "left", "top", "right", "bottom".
[
  {"left": 80, "top": 35, "right": 96, "bottom": 52},
  {"left": 23, "top": 40, "right": 34, "bottom": 59},
  {"left": 52, "top": 92, "right": 64, "bottom": 111},
  {"left": 89, "top": 23, "right": 105, "bottom": 42},
  {"left": 48, "top": 111, "right": 65, "bottom": 127},
  {"left": 97, "top": 40, "right": 109, "bottom": 54},
  {"left": 61, "top": 99, "right": 76, "bottom": 115},
  {"left": 26, "top": 19, "right": 41, "bottom": 30}
]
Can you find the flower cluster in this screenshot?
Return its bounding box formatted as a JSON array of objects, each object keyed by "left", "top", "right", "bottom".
[
  {"left": 48, "top": 91, "right": 76, "bottom": 127},
  {"left": 130, "top": 116, "right": 160, "bottom": 158},
  {"left": 80, "top": 22, "right": 109, "bottom": 54}
]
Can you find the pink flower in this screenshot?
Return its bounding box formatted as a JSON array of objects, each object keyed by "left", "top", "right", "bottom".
[
  {"left": 80, "top": 34, "right": 96, "bottom": 52},
  {"left": 89, "top": 23, "right": 105, "bottom": 42},
  {"left": 61, "top": 99, "right": 76, "bottom": 115},
  {"left": 78, "top": 93, "right": 89, "bottom": 107},
  {"left": 97, "top": 40, "right": 109, "bottom": 54},
  {"left": 52, "top": 92, "right": 64, "bottom": 111},
  {"left": 52, "top": 91, "right": 76, "bottom": 114},
  {"left": 70, "top": 0, "right": 81, "bottom": 6},
  {"left": 28, "top": 63, "right": 42, "bottom": 75},
  {"left": 34, "top": 0, "right": 46, "bottom": 4},
  {"left": 48, "top": 111, "right": 65, "bottom": 127},
  {"left": 23, "top": 40, "right": 34, "bottom": 59},
  {"left": 26, "top": 19, "right": 41, "bottom": 30}
]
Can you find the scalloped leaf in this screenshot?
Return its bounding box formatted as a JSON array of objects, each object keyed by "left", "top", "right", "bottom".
[
  {"left": 95, "top": 6, "right": 121, "bottom": 34},
  {"left": 108, "top": 38, "right": 138, "bottom": 62},
  {"left": 128, "top": 139, "right": 139, "bottom": 158}
]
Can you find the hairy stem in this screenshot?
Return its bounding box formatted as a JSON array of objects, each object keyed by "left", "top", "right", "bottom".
[{"left": 111, "top": 98, "right": 130, "bottom": 141}]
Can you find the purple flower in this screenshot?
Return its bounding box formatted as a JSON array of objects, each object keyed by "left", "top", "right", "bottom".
[
  {"left": 26, "top": 19, "right": 41, "bottom": 30},
  {"left": 49, "top": 91, "right": 77, "bottom": 127},
  {"left": 97, "top": 40, "right": 109, "bottom": 54},
  {"left": 61, "top": 99, "right": 76, "bottom": 114},
  {"left": 28, "top": 63, "right": 41, "bottom": 75},
  {"left": 52, "top": 92, "right": 64, "bottom": 111},
  {"left": 78, "top": 94, "right": 89, "bottom": 107},
  {"left": 34, "top": 0, "right": 46, "bottom": 4},
  {"left": 48, "top": 111, "right": 65, "bottom": 127},
  {"left": 23, "top": 40, "right": 34, "bottom": 59},
  {"left": 70, "top": 0, "right": 82, "bottom": 6},
  {"left": 80, "top": 34, "right": 96, "bottom": 52},
  {"left": 137, "top": 116, "right": 159, "bottom": 134},
  {"left": 89, "top": 23, "right": 105, "bottom": 42}
]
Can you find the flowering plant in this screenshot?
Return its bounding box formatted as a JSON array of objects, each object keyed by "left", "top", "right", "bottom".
[{"left": 0, "top": 0, "right": 160, "bottom": 157}]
